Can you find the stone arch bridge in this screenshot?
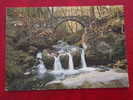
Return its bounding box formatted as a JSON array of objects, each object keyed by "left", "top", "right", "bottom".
[
  {"left": 46, "top": 16, "right": 94, "bottom": 29},
  {"left": 31, "top": 15, "right": 108, "bottom": 52},
  {"left": 32, "top": 16, "right": 106, "bottom": 32}
]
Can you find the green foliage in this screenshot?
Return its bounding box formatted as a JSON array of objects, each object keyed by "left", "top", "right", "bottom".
[
  {"left": 7, "top": 8, "right": 15, "bottom": 17},
  {"left": 112, "top": 37, "right": 125, "bottom": 61},
  {"left": 7, "top": 73, "right": 55, "bottom": 91},
  {"left": 29, "top": 73, "right": 55, "bottom": 90},
  {"left": 6, "top": 45, "right": 23, "bottom": 80},
  {"left": 63, "top": 31, "right": 82, "bottom": 45},
  {"left": 6, "top": 43, "right": 36, "bottom": 83},
  {"left": 6, "top": 6, "right": 126, "bottom": 90}
]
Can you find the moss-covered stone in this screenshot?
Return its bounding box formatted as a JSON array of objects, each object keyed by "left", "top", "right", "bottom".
[{"left": 60, "top": 55, "right": 69, "bottom": 69}]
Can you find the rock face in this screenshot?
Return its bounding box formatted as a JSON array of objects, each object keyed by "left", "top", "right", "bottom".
[{"left": 45, "top": 69, "right": 129, "bottom": 89}]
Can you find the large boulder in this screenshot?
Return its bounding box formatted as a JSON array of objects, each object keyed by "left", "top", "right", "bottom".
[
  {"left": 60, "top": 55, "right": 69, "bottom": 69},
  {"left": 45, "top": 81, "right": 67, "bottom": 90},
  {"left": 42, "top": 50, "right": 55, "bottom": 70},
  {"left": 72, "top": 51, "right": 81, "bottom": 69},
  {"left": 113, "top": 59, "right": 128, "bottom": 70},
  {"left": 84, "top": 33, "right": 121, "bottom": 65}
]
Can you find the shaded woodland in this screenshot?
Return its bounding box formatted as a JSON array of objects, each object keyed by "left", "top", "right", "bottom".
[{"left": 6, "top": 6, "right": 128, "bottom": 90}]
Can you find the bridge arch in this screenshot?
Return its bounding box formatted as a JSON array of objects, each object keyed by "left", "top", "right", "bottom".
[
  {"left": 54, "top": 19, "right": 86, "bottom": 30},
  {"left": 52, "top": 16, "right": 88, "bottom": 31},
  {"left": 55, "top": 21, "right": 84, "bottom": 34}
]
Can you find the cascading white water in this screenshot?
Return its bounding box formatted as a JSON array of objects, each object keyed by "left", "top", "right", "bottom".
[
  {"left": 64, "top": 52, "right": 80, "bottom": 75},
  {"left": 53, "top": 56, "right": 63, "bottom": 72},
  {"left": 79, "top": 49, "right": 96, "bottom": 72},
  {"left": 36, "top": 52, "right": 46, "bottom": 75},
  {"left": 50, "top": 56, "right": 65, "bottom": 79},
  {"left": 82, "top": 42, "right": 87, "bottom": 50},
  {"left": 37, "top": 59, "right": 46, "bottom": 74},
  {"left": 35, "top": 42, "right": 95, "bottom": 78},
  {"left": 68, "top": 52, "right": 74, "bottom": 70},
  {"left": 81, "top": 49, "right": 87, "bottom": 69},
  {"left": 37, "top": 52, "right": 43, "bottom": 59}
]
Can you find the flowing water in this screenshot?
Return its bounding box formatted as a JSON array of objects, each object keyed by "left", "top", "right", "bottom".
[
  {"left": 36, "top": 52, "right": 43, "bottom": 59},
  {"left": 79, "top": 49, "right": 96, "bottom": 72},
  {"left": 81, "top": 49, "right": 88, "bottom": 69},
  {"left": 82, "top": 42, "right": 87, "bottom": 50},
  {"left": 37, "top": 59, "right": 47, "bottom": 74},
  {"left": 51, "top": 56, "right": 65, "bottom": 79},
  {"left": 68, "top": 52, "right": 74, "bottom": 70},
  {"left": 53, "top": 56, "right": 63, "bottom": 72},
  {"left": 36, "top": 52, "right": 46, "bottom": 75},
  {"left": 35, "top": 41, "right": 96, "bottom": 78}
]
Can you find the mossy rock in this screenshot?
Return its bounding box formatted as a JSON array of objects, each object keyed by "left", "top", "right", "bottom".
[
  {"left": 73, "top": 53, "right": 81, "bottom": 69},
  {"left": 42, "top": 56, "right": 55, "bottom": 70},
  {"left": 60, "top": 55, "right": 69, "bottom": 69},
  {"left": 44, "top": 81, "right": 68, "bottom": 90},
  {"left": 63, "top": 32, "right": 82, "bottom": 45}
]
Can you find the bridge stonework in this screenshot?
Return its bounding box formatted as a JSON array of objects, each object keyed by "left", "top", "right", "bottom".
[
  {"left": 31, "top": 16, "right": 107, "bottom": 53},
  {"left": 45, "top": 16, "right": 95, "bottom": 29},
  {"left": 45, "top": 16, "right": 99, "bottom": 52}
]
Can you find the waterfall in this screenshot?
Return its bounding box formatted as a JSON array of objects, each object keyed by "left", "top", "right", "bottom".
[
  {"left": 36, "top": 52, "right": 46, "bottom": 75},
  {"left": 53, "top": 56, "right": 63, "bottom": 72},
  {"left": 36, "top": 52, "right": 43, "bottom": 59},
  {"left": 68, "top": 52, "right": 74, "bottom": 70},
  {"left": 37, "top": 59, "right": 46, "bottom": 74},
  {"left": 82, "top": 42, "right": 87, "bottom": 50},
  {"left": 81, "top": 49, "right": 87, "bottom": 69}
]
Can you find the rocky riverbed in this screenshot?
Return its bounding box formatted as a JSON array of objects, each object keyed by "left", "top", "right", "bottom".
[{"left": 45, "top": 69, "right": 129, "bottom": 89}]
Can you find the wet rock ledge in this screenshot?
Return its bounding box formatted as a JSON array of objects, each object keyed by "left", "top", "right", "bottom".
[{"left": 45, "top": 69, "right": 129, "bottom": 89}]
